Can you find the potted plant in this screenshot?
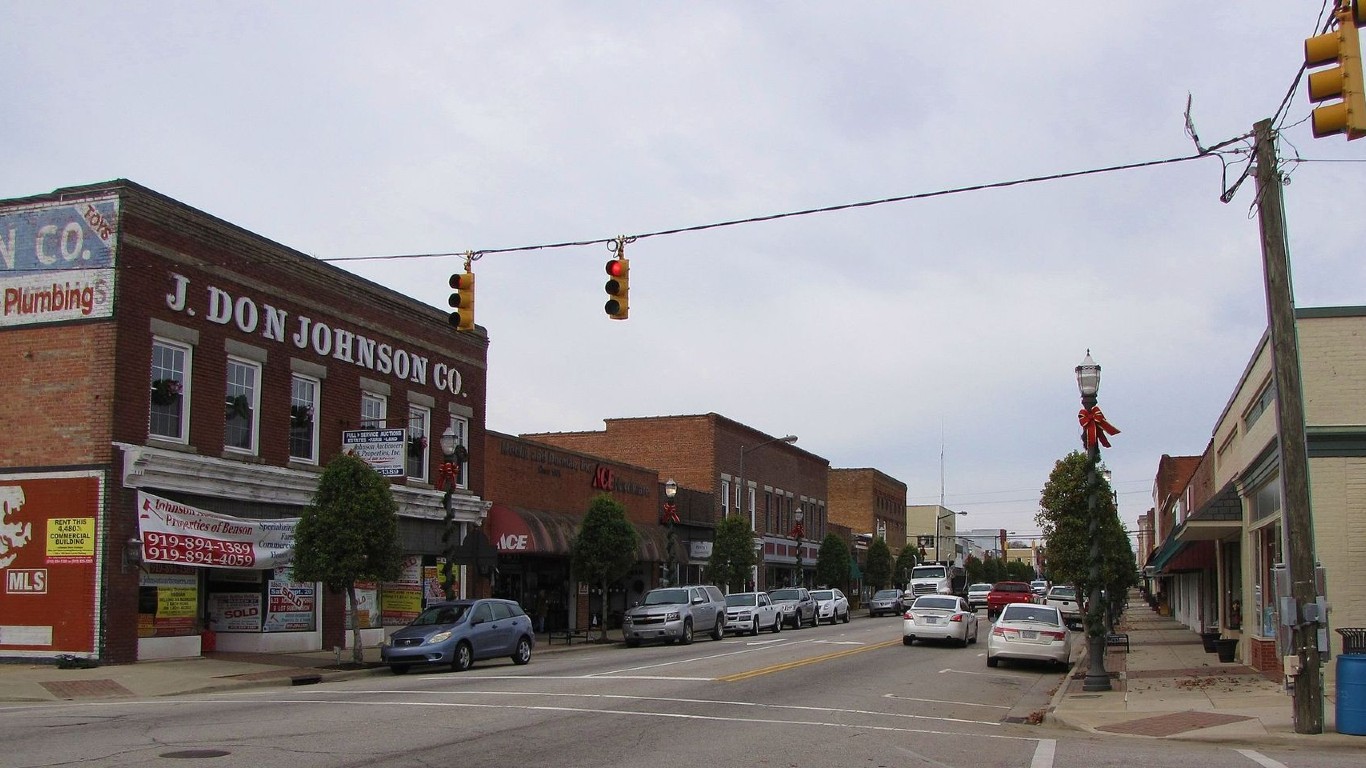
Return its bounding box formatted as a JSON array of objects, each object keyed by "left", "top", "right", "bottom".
[
  {"left": 1201, "top": 627, "right": 1221, "bottom": 653},
  {"left": 150, "top": 378, "right": 182, "bottom": 406},
  {"left": 1215, "top": 636, "right": 1239, "bottom": 663}
]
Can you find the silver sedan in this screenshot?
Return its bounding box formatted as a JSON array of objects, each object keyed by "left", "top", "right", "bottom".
[
  {"left": 986, "top": 603, "right": 1072, "bottom": 669},
  {"left": 902, "top": 594, "right": 979, "bottom": 647}
]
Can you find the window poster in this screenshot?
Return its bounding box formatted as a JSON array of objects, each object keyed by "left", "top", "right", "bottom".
[
  {"left": 380, "top": 555, "right": 423, "bottom": 626},
  {"left": 138, "top": 565, "right": 198, "bottom": 637},
  {"left": 345, "top": 581, "right": 380, "bottom": 630}
]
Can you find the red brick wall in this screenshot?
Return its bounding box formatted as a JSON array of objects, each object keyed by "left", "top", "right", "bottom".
[
  {"left": 828, "top": 468, "right": 908, "bottom": 549},
  {"left": 484, "top": 432, "right": 659, "bottom": 525}
]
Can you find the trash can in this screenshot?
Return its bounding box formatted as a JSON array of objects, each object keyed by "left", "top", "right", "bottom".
[{"left": 1337, "top": 629, "right": 1366, "bottom": 736}]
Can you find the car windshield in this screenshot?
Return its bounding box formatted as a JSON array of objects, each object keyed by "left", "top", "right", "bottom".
[
  {"left": 913, "top": 597, "right": 958, "bottom": 611},
  {"left": 810, "top": 590, "right": 834, "bottom": 601},
  {"left": 873, "top": 590, "right": 900, "bottom": 599},
  {"left": 1000, "top": 606, "right": 1062, "bottom": 626},
  {"left": 770, "top": 589, "right": 802, "bottom": 601},
  {"left": 725, "top": 593, "right": 758, "bottom": 607},
  {"left": 642, "top": 589, "right": 690, "bottom": 606},
  {"left": 412, "top": 604, "right": 470, "bottom": 626},
  {"left": 1048, "top": 587, "right": 1077, "bottom": 599},
  {"left": 911, "top": 566, "right": 946, "bottom": 579}
]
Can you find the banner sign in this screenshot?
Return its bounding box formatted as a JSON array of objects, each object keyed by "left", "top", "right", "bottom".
[
  {"left": 342, "top": 429, "right": 406, "bottom": 477},
  {"left": 137, "top": 491, "right": 298, "bottom": 570}
]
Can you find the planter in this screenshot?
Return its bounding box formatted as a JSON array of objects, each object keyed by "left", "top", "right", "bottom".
[
  {"left": 1215, "top": 637, "right": 1238, "bottom": 663},
  {"left": 1201, "top": 632, "right": 1221, "bottom": 653}
]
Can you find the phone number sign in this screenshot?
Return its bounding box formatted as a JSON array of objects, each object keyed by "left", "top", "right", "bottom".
[{"left": 137, "top": 491, "right": 298, "bottom": 570}]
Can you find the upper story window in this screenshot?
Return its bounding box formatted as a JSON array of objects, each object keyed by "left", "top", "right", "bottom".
[
  {"left": 448, "top": 415, "right": 470, "bottom": 490},
  {"left": 407, "top": 405, "right": 431, "bottom": 482},
  {"left": 224, "top": 357, "right": 260, "bottom": 454},
  {"left": 289, "top": 375, "right": 319, "bottom": 463},
  {"left": 1244, "top": 380, "right": 1276, "bottom": 430},
  {"left": 361, "top": 393, "right": 386, "bottom": 429},
  {"left": 721, "top": 479, "right": 731, "bottom": 516},
  {"left": 150, "top": 338, "right": 191, "bottom": 442}
]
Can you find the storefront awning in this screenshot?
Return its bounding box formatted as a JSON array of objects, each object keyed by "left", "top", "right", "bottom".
[
  {"left": 1174, "top": 483, "right": 1243, "bottom": 542},
  {"left": 485, "top": 503, "right": 667, "bottom": 560},
  {"left": 1148, "top": 535, "right": 1215, "bottom": 574}
]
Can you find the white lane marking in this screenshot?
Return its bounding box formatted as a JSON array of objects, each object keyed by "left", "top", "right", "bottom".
[
  {"left": 1031, "top": 738, "right": 1056, "bottom": 768},
  {"left": 1235, "top": 750, "right": 1290, "bottom": 768},
  {"left": 882, "top": 693, "right": 1009, "bottom": 709},
  {"left": 939, "top": 668, "right": 1028, "bottom": 678},
  {"left": 815, "top": 640, "right": 865, "bottom": 645},
  {"left": 417, "top": 674, "right": 715, "bottom": 681},
  {"left": 281, "top": 688, "right": 1004, "bottom": 726}
]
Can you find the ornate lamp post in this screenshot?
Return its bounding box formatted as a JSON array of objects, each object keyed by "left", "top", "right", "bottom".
[
  {"left": 437, "top": 426, "right": 462, "bottom": 600},
  {"left": 662, "top": 478, "right": 679, "bottom": 587},
  {"left": 791, "top": 509, "right": 805, "bottom": 588},
  {"left": 738, "top": 434, "right": 797, "bottom": 590},
  {"left": 1076, "top": 350, "right": 1120, "bottom": 693}
]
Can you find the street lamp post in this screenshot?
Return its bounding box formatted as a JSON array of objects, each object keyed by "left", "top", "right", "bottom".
[
  {"left": 791, "top": 509, "right": 805, "bottom": 587},
  {"left": 1076, "top": 350, "right": 1119, "bottom": 693},
  {"left": 438, "top": 426, "right": 461, "bottom": 600},
  {"left": 662, "top": 478, "right": 679, "bottom": 587},
  {"left": 935, "top": 510, "right": 966, "bottom": 564},
  {"left": 738, "top": 434, "right": 797, "bottom": 590}
]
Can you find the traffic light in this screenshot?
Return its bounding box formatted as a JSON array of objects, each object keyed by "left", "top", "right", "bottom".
[
  {"left": 1305, "top": 1, "right": 1366, "bottom": 140},
  {"left": 604, "top": 257, "right": 629, "bottom": 319},
  {"left": 448, "top": 269, "right": 475, "bottom": 331}
]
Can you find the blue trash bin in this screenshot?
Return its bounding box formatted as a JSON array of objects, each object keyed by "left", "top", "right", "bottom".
[{"left": 1337, "top": 629, "right": 1366, "bottom": 736}]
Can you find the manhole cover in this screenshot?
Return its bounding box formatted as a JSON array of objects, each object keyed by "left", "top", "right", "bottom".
[{"left": 159, "top": 750, "right": 230, "bottom": 759}]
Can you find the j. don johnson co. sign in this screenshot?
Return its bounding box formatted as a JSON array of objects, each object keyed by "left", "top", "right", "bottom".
[{"left": 164, "top": 273, "right": 467, "bottom": 395}]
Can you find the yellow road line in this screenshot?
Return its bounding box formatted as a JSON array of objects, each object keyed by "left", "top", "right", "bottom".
[{"left": 718, "top": 639, "right": 901, "bottom": 682}]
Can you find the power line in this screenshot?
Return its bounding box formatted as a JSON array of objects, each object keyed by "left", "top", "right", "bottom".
[{"left": 321, "top": 148, "right": 1243, "bottom": 264}]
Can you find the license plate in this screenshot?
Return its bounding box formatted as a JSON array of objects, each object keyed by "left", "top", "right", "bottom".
[
  {"left": 924, "top": 617, "right": 939, "bottom": 624},
  {"left": 1022, "top": 630, "right": 1037, "bottom": 640}
]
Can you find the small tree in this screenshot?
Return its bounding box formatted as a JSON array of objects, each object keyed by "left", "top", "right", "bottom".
[
  {"left": 894, "top": 545, "right": 920, "bottom": 589},
  {"left": 293, "top": 453, "right": 403, "bottom": 664},
  {"left": 815, "top": 533, "right": 851, "bottom": 591},
  {"left": 570, "top": 494, "right": 638, "bottom": 641},
  {"left": 864, "top": 537, "right": 894, "bottom": 591},
  {"left": 706, "top": 514, "right": 757, "bottom": 592}
]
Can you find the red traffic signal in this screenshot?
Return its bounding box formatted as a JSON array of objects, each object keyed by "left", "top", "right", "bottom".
[{"left": 604, "top": 258, "right": 629, "bottom": 319}]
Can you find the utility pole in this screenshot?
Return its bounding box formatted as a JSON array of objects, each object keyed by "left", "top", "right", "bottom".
[{"left": 1251, "top": 118, "right": 1323, "bottom": 734}]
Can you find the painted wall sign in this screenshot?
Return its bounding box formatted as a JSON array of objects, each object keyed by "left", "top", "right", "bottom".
[
  {"left": 0, "top": 471, "right": 104, "bottom": 657},
  {"left": 136, "top": 491, "right": 298, "bottom": 569},
  {"left": 0, "top": 198, "right": 118, "bottom": 327}
]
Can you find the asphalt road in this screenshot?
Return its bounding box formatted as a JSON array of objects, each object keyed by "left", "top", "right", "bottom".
[{"left": 2, "top": 615, "right": 1360, "bottom": 768}]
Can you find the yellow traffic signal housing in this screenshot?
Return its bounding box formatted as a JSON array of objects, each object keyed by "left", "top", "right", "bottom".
[
  {"left": 1305, "top": 2, "right": 1366, "bottom": 139},
  {"left": 604, "top": 257, "right": 629, "bottom": 320},
  {"left": 448, "top": 270, "right": 475, "bottom": 331}
]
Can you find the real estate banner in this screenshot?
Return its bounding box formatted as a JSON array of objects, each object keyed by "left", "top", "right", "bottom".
[{"left": 136, "top": 491, "right": 298, "bottom": 570}]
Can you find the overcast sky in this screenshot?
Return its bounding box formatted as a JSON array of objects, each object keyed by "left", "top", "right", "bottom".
[{"left": 5, "top": 3, "right": 1363, "bottom": 540}]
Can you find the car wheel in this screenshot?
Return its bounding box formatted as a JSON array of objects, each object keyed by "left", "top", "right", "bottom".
[
  {"left": 771, "top": 616, "right": 782, "bottom": 633},
  {"left": 511, "top": 636, "right": 532, "bottom": 665},
  {"left": 902, "top": 636, "right": 914, "bottom": 646},
  {"left": 389, "top": 664, "right": 411, "bottom": 675},
  {"left": 711, "top": 619, "right": 725, "bottom": 642},
  {"left": 808, "top": 612, "right": 818, "bottom": 628},
  {"left": 452, "top": 642, "right": 473, "bottom": 672},
  {"left": 986, "top": 655, "right": 999, "bottom": 668},
  {"left": 625, "top": 638, "right": 640, "bottom": 648},
  {"left": 680, "top": 619, "right": 694, "bottom": 645},
  {"left": 842, "top": 610, "right": 850, "bottom": 624},
  {"left": 970, "top": 625, "right": 979, "bottom": 645},
  {"left": 788, "top": 615, "right": 799, "bottom": 630},
  {"left": 751, "top": 618, "right": 760, "bottom": 636}
]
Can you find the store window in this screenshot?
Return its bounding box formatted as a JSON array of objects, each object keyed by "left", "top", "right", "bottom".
[
  {"left": 149, "top": 338, "right": 191, "bottom": 442},
  {"left": 361, "top": 392, "right": 386, "bottom": 429},
  {"left": 407, "top": 405, "right": 430, "bottom": 482},
  {"left": 224, "top": 357, "right": 260, "bottom": 453},
  {"left": 289, "top": 375, "right": 319, "bottom": 463}
]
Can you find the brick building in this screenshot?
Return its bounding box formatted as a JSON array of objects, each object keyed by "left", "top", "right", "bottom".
[
  {"left": 0, "top": 180, "right": 489, "bottom": 663},
  {"left": 524, "top": 413, "right": 829, "bottom": 590},
  {"left": 827, "top": 468, "right": 908, "bottom": 553}
]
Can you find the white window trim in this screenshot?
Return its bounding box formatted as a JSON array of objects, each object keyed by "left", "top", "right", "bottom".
[
  {"left": 224, "top": 356, "right": 261, "bottom": 456},
  {"left": 408, "top": 405, "right": 431, "bottom": 482},
  {"left": 290, "top": 374, "right": 321, "bottom": 464},
  {"left": 150, "top": 337, "right": 192, "bottom": 444}
]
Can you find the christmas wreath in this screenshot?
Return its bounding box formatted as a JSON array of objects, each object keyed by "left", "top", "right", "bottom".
[
  {"left": 150, "top": 378, "right": 182, "bottom": 406},
  {"left": 226, "top": 394, "right": 252, "bottom": 420}
]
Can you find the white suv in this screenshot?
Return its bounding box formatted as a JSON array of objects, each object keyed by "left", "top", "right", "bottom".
[
  {"left": 1043, "top": 585, "right": 1082, "bottom": 629},
  {"left": 623, "top": 585, "right": 726, "bottom": 647}
]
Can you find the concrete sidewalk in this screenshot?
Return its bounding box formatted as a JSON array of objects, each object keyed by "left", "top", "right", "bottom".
[
  {"left": 1046, "top": 591, "right": 1362, "bottom": 747},
  {"left": 0, "top": 629, "right": 623, "bottom": 704}
]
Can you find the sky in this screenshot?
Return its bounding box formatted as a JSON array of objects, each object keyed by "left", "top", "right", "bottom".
[{"left": 4, "top": 3, "right": 1363, "bottom": 540}]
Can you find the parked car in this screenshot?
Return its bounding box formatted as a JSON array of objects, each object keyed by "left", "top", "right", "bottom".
[
  {"left": 623, "top": 585, "right": 727, "bottom": 647},
  {"left": 769, "top": 587, "right": 818, "bottom": 628},
  {"left": 902, "top": 594, "right": 979, "bottom": 647},
  {"left": 1043, "top": 585, "right": 1082, "bottom": 629},
  {"left": 986, "top": 603, "right": 1072, "bottom": 669},
  {"left": 724, "top": 591, "right": 783, "bottom": 636},
  {"left": 966, "top": 583, "right": 993, "bottom": 611},
  {"left": 868, "top": 588, "right": 906, "bottom": 617},
  {"left": 986, "top": 581, "right": 1037, "bottom": 620},
  {"left": 810, "top": 588, "right": 851, "bottom": 624},
  {"left": 1030, "top": 579, "right": 1050, "bottom": 596},
  {"left": 380, "top": 598, "right": 534, "bottom": 674}
]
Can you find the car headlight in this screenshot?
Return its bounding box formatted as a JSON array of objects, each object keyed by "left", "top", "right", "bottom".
[
  {"left": 666, "top": 611, "right": 681, "bottom": 622},
  {"left": 427, "top": 631, "right": 452, "bottom": 644}
]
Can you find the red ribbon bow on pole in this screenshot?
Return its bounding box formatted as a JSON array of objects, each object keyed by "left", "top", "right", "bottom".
[
  {"left": 661, "top": 502, "right": 680, "bottom": 525},
  {"left": 438, "top": 461, "right": 459, "bottom": 486},
  {"left": 1078, "top": 406, "right": 1121, "bottom": 448}
]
